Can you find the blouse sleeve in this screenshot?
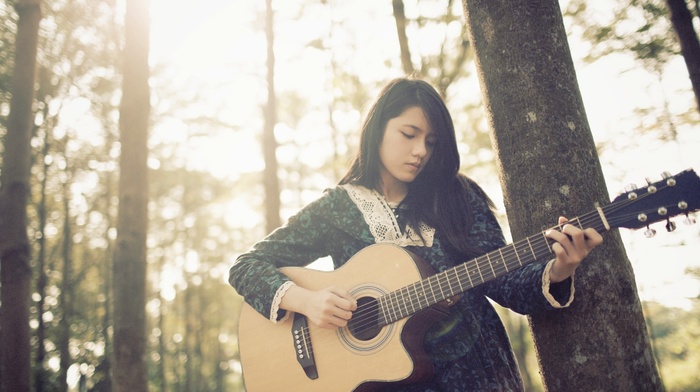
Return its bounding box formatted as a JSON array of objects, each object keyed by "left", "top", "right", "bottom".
[
  {"left": 228, "top": 189, "right": 340, "bottom": 322},
  {"left": 467, "top": 184, "right": 575, "bottom": 314}
]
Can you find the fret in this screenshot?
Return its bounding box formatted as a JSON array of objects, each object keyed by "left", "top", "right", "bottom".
[
  {"left": 400, "top": 287, "right": 411, "bottom": 318},
  {"left": 525, "top": 237, "right": 537, "bottom": 260},
  {"left": 486, "top": 252, "right": 496, "bottom": 277},
  {"left": 454, "top": 265, "right": 465, "bottom": 292},
  {"left": 434, "top": 275, "right": 444, "bottom": 301},
  {"left": 444, "top": 271, "right": 456, "bottom": 296},
  {"left": 427, "top": 275, "right": 438, "bottom": 304},
  {"left": 462, "top": 263, "right": 474, "bottom": 287},
  {"left": 474, "top": 257, "right": 484, "bottom": 282},
  {"left": 498, "top": 248, "right": 508, "bottom": 273},
  {"left": 406, "top": 285, "right": 418, "bottom": 314},
  {"left": 511, "top": 243, "right": 521, "bottom": 269},
  {"left": 378, "top": 296, "right": 389, "bottom": 325},
  {"left": 387, "top": 293, "right": 398, "bottom": 323},
  {"left": 541, "top": 231, "right": 552, "bottom": 253},
  {"left": 418, "top": 280, "right": 428, "bottom": 309},
  {"left": 443, "top": 272, "right": 453, "bottom": 297}
]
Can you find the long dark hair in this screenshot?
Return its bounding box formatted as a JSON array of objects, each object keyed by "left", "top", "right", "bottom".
[{"left": 339, "top": 77, "right": 492, "bottom": 258}]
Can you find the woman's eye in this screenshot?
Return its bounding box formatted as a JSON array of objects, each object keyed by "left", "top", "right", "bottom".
[{"left": 401, "top": 132, "right": 414, "bottom": 139}]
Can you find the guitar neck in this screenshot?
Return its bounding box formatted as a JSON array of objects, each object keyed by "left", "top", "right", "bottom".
[
  {"left": 377, "top": 168, "right": 700, "bottom": 326},
  {"left": 378, "top": 210, "right": 608, "bottom": 325}
]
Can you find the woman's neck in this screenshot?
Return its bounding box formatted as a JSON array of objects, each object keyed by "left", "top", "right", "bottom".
[{"left": 377, "top": 182, "right": 407, "bottom": 205}]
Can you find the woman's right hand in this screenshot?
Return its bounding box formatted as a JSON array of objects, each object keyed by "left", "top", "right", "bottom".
[{"left": 281, "top": 285, "right": 357, "bottom": 329}]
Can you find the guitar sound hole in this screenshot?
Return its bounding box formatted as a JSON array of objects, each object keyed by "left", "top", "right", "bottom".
[{"left": 348, "top": 297, "right": 381, "bottom": 341}]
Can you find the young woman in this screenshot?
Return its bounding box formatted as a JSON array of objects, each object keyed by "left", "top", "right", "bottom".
[{"left": 229, "top": 77, "right": 603, "bottom": 391}]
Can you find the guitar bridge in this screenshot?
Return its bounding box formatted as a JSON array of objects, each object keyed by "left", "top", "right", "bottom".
[{"left": 292, "top": 313, "right": 318, "bottom": 380}]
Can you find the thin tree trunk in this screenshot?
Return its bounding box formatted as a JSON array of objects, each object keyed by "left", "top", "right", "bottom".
[
  {"left": 461, "top": 0, "right": 664, "bottom": 390},
  {"left": 100, "top": 135, "right": 116, "bottom": 392},
  {"left": 34, "top": 130, "right": 50, "bottom": 392},
  {"left": 392, "top": 0, "right": 416, "bottom": 75},
  {"left": 157, "top": 289, "right": 167, "bottom": 392},
  {"left": 112, "top": 0, "right": 150, "bottom": 390},
  {"left": 0, "top": 1, "right": 41, "bottom": 391},
  {"left": 665, "top": 0, "right": 700, "bottom": 113},
  {"left": 59, "top": 178, "right": 73, "bottom": 392},
  {"left": 263, "top": 0, "right": 281, "bottom": 233}
]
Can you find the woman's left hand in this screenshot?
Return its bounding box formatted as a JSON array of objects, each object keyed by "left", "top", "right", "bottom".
[{"left": 545, "top": 216, "right": 603, "bottom": 283}]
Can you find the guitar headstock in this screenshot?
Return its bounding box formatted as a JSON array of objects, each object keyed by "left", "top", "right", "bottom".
[{"left": 607, "top": 169, "right": 700, "bottom": 231}]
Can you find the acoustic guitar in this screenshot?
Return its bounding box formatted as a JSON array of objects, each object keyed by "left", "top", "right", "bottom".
[{"left": 238, "top": 169, "right": 700, "bottom": 391}]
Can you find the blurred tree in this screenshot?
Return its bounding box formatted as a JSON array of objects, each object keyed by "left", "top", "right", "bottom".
[
  {"left": 564, "top": 0, "right": 699, "bottom": 139},
  {"left": 263, "top": 0, "right": 282, "bottom": 233},
  {"left": 665, "top": 0, "right": 700, "bottom": 113},
  {"left": 391, "top": 0, "right": 472, "bottom": 96},
  {"left": 0, "top": 1, "right": 41, "bottom": 392},
  {"left": 112, "top": 0, "right": 150, "bottom": 390},
  {"left": 392, "top": 0, "right": 415, "bottom": 75},
  {"left": 463, "top": 0, "right": 663, "bottom": 390}
]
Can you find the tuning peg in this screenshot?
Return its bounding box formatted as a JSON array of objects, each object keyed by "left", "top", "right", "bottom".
[
  {"left": 661, "top": 171, "right": 677, "bottom": 186},
  {"left": 684, "top": 214, "right": 697, "bottom": 225},
  {"left": 666, "top": 220, "right": 677, "bottom": 232},
  {"left": 644, "top": 227, "right": 657, "bottom": 238},
  {"left": 624, "top": 183, "right": 638, "bottom": 192}
]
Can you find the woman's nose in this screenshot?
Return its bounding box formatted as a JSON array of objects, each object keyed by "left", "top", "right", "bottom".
[{"left": 412, "top": 139, "right": 428, "bottom": 158}]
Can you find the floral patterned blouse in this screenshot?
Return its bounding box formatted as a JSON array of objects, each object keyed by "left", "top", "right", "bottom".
[{"left": 229, "top": 183, "right": 574, "bottom": 391}]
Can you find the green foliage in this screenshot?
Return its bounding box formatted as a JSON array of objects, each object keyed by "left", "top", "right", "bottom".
[
  {"left": 564, "top": 0, "right": 680, "bottom": 71},
  {"left": 644, "top": 300, "right": 700, "bottom": 391}
]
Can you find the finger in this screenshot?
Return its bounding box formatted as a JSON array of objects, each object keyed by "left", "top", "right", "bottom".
[
  {"left": 551, "top": 241, "right": 567, "bottom": 259},
  {"left": 330, "top": 288, "right": 358, "bottom": 311},
  {"left": 584, "top": 228, "right": 604, "bottom": 247},
  {"left": 546, "top": 228, "right": 574, "bottom": 257},
  {"left": 561, "top": 224, "right": 587, "bottom": 252}
]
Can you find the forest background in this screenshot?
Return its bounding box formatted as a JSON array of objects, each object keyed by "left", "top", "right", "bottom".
[{"left": 0, "top": 0, "right": 699, "bottom": 391}]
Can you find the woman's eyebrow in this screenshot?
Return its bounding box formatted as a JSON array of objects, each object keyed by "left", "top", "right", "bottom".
[{"left": 402, "top": 123, "right": 426, "bottom": 132}]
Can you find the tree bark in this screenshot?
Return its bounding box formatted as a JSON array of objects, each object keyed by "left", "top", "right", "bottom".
[
  {"left": 461, "top": 0, "right": 664, "bottom": 390},
  {"left": 112, "top": 0, "right": 150, "bottom": 390},
  {"left": 0, "top": 1, "right": 41, "bottom": 391},
  {"left": 263, "top": 0, "right": 281, "bottom": 233},
  {"left": 392, "top": 0, "right": 416, "bottom": 75},
  {"left": 665, "top": 0, "right": 700, "bottom": 113}
]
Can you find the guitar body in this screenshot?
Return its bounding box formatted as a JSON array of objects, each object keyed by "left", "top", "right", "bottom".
[{"left": 238, "top": 244, "right": 450, "bottom": 392}]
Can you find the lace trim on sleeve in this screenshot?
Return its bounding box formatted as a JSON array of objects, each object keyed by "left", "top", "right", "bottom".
[
  {"left": 340, "top": 184, "right": 434, "bottom": 247},
  {"left": 542, "top": 259, "right": 575, "bottom": 308},
  {"left": 270, "top": 281, "right": 296, "bottom": 323}
]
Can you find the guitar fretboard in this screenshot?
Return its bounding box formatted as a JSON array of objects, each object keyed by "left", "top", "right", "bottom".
[{"left": 377, "top": 212, "right": 607, "bottom": 326}]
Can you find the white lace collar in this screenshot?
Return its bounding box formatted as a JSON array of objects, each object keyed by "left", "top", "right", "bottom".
[{"left": 340, "top": 184, "right": 435, "bottom": 247}]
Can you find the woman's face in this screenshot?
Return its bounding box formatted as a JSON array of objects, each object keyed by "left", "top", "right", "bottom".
[{"left": 378, "top": 106, "right": 436, "bottom": 192}]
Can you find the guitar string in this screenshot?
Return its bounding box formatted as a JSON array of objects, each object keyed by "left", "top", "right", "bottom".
[
  {"left": 304, "top": 180, "right": 690, "bottom": 347},
  {"left": 299, "top": 180, "right": 696, "bottom": 362},
  {"left": 303, "top": 200, "right": 683, "bottom": 354},
  {"left": 344, "top": 188, "right": 683, "bottom": 335},
  {"left": 341, "top": 183, "right": 685, "bottom": 337}
]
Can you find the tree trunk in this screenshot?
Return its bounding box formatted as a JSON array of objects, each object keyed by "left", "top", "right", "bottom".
[
  {"left": 0, "top": 1, "right": 41, "bottom": 392},
  {"left": 665, "top": 0, "right": 700, "bottom": 113},
  {"left": 34, "top": 129, "right": 50, "bottom": 392},
  {"left": 461, "top": 0, "right": 664, "bottom": 391},
  {"left": 263, "top": 0, "right": 281, "bottom": 233},
  {"left": 112, "top": 0, "right": 150, "bottom": 390},
  {"left": 392, "top": 0, "right": 416, "bottom": 75},
  {"left": 58, "top": 179, "right": 73, "bottom": 392}
]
